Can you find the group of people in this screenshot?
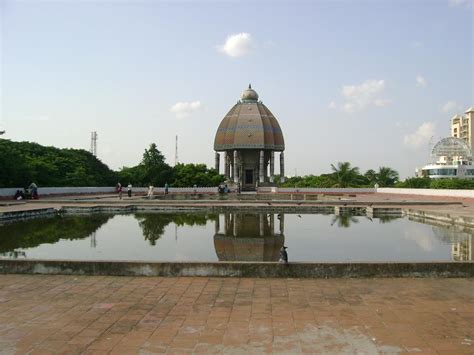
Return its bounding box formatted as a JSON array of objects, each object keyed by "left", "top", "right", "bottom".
[
  {"left": 13, "top": 182, "right": 38, "bottom": 200},
  {"left": 115, "top": 182, "right": 133, "bottom": 199},
  {"left": 218, "top": 184, "right": 229, "bottom": 194},
  {"left": 116, "top": 182, "right": 169, "bottom": 199}
]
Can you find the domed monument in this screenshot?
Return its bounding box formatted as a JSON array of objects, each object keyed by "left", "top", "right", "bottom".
[{"left": 213, "top": 85, "right": 285, "bottom": 191}]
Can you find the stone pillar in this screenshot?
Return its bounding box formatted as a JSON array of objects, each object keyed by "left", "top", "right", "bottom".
[
  {"left": 224, "top": 213, "right": 229, "bottom": 234},
  {"left": 259, "top": 150, "right": 265, "bottom": 183},
  {"left": 270, "top": 151, "right": 275, "bottom": 183},
  {"left": 279, "top": 213, "right": 285, "bottom": 235},
  {"left": 215, "top": 152, "right": 220, "bottom": 173},
  {"left": 270, "top": 213, "right": 275, "bottom": 235},
  {"left": 233, "top": 213, "right": 238, "bottom": 237},
  {"left": 280, "top": 152, "right": 285, "bottom": 183},
  {"left": 215, "top": 215, "right": 220, "bottom": 234},
  {"left": 234, "top": 150, "right": 239, "bottom": 183},
  {"left": 224, "top": 152, "right": 230, "bottom": 178}
]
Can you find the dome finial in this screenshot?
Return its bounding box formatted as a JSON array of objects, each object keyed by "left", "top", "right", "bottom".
[{"left": 241, "top": 84, "right": 258, "bottom": 102}]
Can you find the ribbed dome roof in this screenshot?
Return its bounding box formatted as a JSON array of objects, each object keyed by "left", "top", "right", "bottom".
[
  {"left": 214, "top": 86, "right": 285, "bottom": 151},
  {"left": 214, "top": 235, "right": 284, "bottom": 261}
]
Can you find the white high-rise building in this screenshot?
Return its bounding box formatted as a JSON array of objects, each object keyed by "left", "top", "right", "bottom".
[{"left": 451, "top": 107, "right": 474, "bottom": 150}]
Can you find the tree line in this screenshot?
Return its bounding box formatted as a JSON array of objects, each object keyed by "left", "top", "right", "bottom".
[
  {"left": 278, "top": 162, "right": 399, "bottom": 188},
  {"left": 0, "top": 139, "right": 223, "bottom": 188},
  {"left": 2, "top": 139, "right": 474, "bottom": 189},
  {"left": 279, "top": 162, "right": 474, "bottom": 189}
]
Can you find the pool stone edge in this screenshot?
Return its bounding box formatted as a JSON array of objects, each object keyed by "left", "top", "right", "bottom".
[{"left": 0, "top": 260, "right": 472, "bottom": 278}]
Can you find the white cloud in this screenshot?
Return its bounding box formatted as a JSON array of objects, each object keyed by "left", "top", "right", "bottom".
[
  {"left": 416, "top": 74, "right": 427, "bottom": 87},
  {"left": 170, "top": 100, "right": 202, "bottom": 118},
  {"left": 404, "top": 226, "right": 434, "bottom": 252},
  {"left": 328, "top": 101, "right": 337, "bottom": 109},
  {"left": 448, "top": 0, "right": 473, "bottom": 7},
  {"left": 404, "top": 122, "right": 436, "bottom": 148},
  {"left": 333, "top": 79, "right": 390, "bottom": 113},
  {"left": 218, "top": 33, "right": 253, "bottom": 58},
  {"left": 441, "top": 100, "right": 462, "bottom": 113},
  {"left": 411, "top": 41, "right": 423, "bottom": 48},
  {"left": 374, "top": 98, "right": 392, "bottom": 107}
]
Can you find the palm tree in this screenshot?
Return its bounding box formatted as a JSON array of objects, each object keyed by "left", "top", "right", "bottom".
[
  {"left": 330, "top": 215, "right": 359, "bottom": 228},
  {"left": 329, "top": 162, "right": 361, "bottom": 187},
  {"left": 364, "top": 169, "right": 377, "bottom": 185},
  {"left": 376, "top": 166, "right": 399, "bottom": 187}
]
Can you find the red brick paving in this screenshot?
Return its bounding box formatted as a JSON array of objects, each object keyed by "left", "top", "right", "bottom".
[{"left": 0, "top": 275, "right": 472, "bottom": 354}]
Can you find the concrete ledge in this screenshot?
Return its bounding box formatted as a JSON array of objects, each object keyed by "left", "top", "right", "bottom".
[
  {"left": 0, "top": 260, "right": 472, "bottom": 278},
  {"left": 406, "top": 208, "right": 474, "bottom": 228}
]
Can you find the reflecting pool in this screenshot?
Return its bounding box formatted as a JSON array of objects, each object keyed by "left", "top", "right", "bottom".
[{"left": 0, "top": 212, "right": 472, "bottom": 262}]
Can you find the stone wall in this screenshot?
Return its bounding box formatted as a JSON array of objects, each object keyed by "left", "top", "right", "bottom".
[
  {"left": 377, "top": 187, "right": 474, "bottom": 198},
  {"left": 0, "top": 186, "right": 218, "bottom": 198},
  {"left": 0, "top": 260, "right": 471, "bottom": 278}
]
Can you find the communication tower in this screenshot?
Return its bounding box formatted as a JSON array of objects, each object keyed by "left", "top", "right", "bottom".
[
  {"left": 174, "top": 135, "right": 178, "bottom": 166},
  {"left": 90, "top": 131, "right": 98, "bottom": 156}
]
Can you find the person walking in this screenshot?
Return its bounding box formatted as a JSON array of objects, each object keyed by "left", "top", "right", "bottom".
[{"left": 127, "top": 183, "right": 132, "bottom": 198}]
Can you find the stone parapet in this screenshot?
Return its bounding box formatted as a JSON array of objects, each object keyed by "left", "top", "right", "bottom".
[{"left": 0, "top": 260, "right": 472, "bottom": 278}]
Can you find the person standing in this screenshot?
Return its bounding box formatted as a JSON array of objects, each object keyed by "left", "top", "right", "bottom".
[
  {"left": 127, "top": 183, "right": 132, "bottom": 198},
  {"left": 147, "top": 185, "right": 154, "bottom": 199},
  {"left": 117, "top": 182, "right": 123, "bottom": 199},
  {"left": 164, "top": 182, "right": 169, "bottom": 195},
  {"left": 29, "top": 182, "right": 38, "bottom": 199}
]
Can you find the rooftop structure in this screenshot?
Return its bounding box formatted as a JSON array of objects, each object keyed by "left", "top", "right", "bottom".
[
  {"left": 431, "top": 137, "right": 472, "bottom": 165},
  {"left": 418, "top": 137, "right": 474, "bottom": 179},
  {"left": 213, "top": 85, "right": 285, "bottom": 190}
]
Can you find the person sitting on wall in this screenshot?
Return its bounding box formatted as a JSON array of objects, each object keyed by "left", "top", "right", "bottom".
[
  {"left": 14, "top": 190, "right": 24, "bottom": 200},
  {"left": 29, "top": 182, "right": 39, "bottom": 199},
  {"left": 224, "top": 184, "right": 229, "bottom": 194}
]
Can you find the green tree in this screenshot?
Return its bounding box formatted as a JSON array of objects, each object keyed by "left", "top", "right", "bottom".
[
  {"left": 329, "top": 162, "right": 361, "bottom": 187},
  {"left": 375, "top": 166, "right": 399, "bottom": 187},
  {"left": 364, "top": 169, "right": 377, "bottom": 186},
  {"left": 395, "top": 177, "right": 431, "bottom": 188},
  {"left": 0, "top": 139, "right": 117, "bottom": 187},
  {"left": 172, "top": 163, "right": 224, "bottom": 187},
  {"left": 140, "top": 143, "right": 173, "bottom": 186}
]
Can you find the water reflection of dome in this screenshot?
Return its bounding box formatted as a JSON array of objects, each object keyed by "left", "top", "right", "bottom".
[{"left": 213, "top": 213, "right": 285, "bottom": 261}]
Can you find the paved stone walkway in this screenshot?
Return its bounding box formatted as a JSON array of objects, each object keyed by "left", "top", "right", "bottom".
[{"left": 0, "top": 275, "right": 472, "bottom": 354}]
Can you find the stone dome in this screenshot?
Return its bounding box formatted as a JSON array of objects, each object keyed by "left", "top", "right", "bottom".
[{"left": 214, "top": 85, "right": 285, "bottom": 151}]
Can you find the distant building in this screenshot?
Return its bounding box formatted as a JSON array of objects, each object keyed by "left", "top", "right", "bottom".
[
  {"left": 451, "top": 107, "right": 474, "bottom": 150},
  {"left": 452, "top": 235, "right": 473, "bottom": 261},
  {"left": 417, "top": 137, "right": 474, "bottom": 179},
  {"left": 416, "top": 106, "right": 474, "bottom": 179}
]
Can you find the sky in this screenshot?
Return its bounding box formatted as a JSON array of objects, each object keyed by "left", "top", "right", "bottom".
[{"left": 1, "top": 0, "right": 473, "bottom": 178}]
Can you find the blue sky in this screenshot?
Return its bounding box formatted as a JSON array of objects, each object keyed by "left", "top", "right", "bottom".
[{"left": 1, "top": 0, "right": 473, "bottom": 178}]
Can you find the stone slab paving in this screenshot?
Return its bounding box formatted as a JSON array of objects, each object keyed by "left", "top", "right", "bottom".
[{"left": 0, "top": 275, "right": 472, "bottom": 354}]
